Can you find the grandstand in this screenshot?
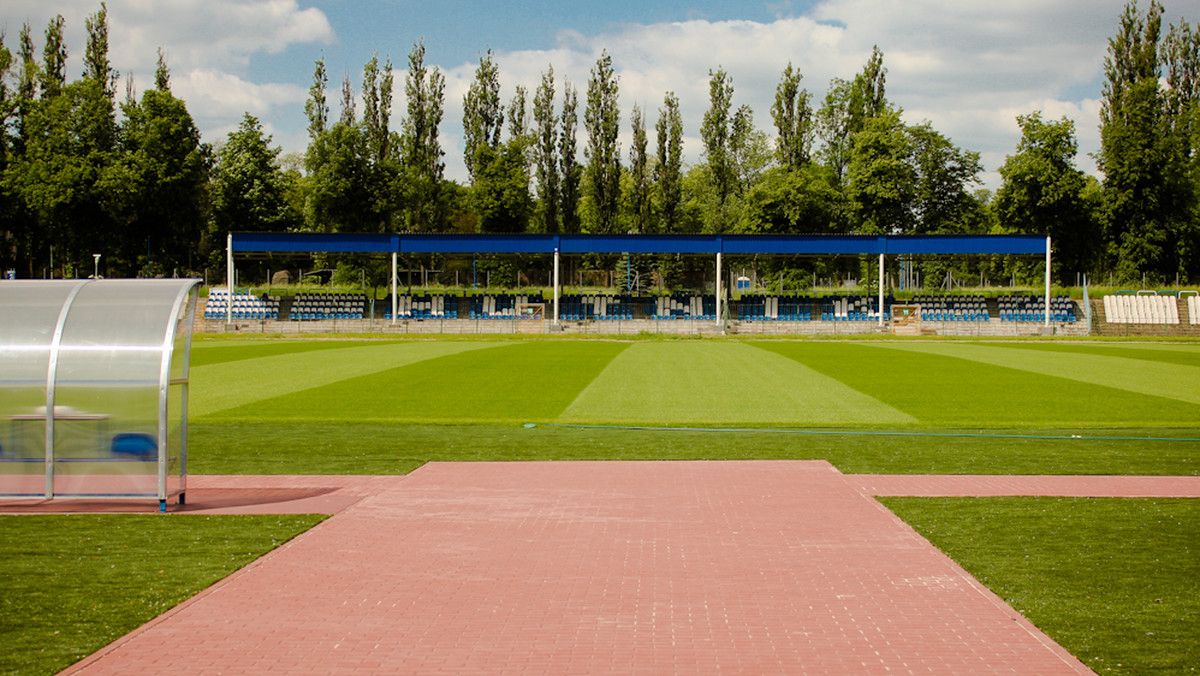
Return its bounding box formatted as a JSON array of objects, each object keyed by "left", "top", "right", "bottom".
[{"left": 651, "top": 295, "right": 716, "bottom": 321}]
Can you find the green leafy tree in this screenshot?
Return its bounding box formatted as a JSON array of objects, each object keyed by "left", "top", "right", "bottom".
[
  {"left": 559, "top": 80, "right": 582, "bottom": 233},
  {"left": 907, "top": 122, "right": 982, "bottom": 234},
  {"left": 211, "top": 114, "right": 298, "bottom": 236},
  {"left": 627, "top": 104, "right": 651, "bottom": 234},
  {"left": 995, "top": 112, "right": 1096, "bottom": 280},
  {"left": 109, "top": 59, "right": 208, "bottom": 274},
  {"left": 654, "top": 92, "right": 684, "bottom": 234},
  {"left": 305, "top": 56, "right": 328, "bottom": 140},
  {"left": 845, "top": 109, "right": 915, "bottom": 234},
  {"left": 818, "top": 46, "right": 887, "bottom": 183},
  {"left": 1097, "top": 0, "right": 1198, "bottom": 280},
  {"left": 40, "top": 15, "right": 66, "bottom": 100},
  {"left": 532, "top": 67, "right": 560, "bottom": 233},
  {"left": 471, "top": 142, "right": 532, "bottom": 233},
  {"left": 772, "top": 62, "right": 814, "bottom": 169},
  {"left": 741, "top": 163, "right": 843, "bottom": 235},
  {"left": 403, "top": 39, "right": 447, "bottom": 232},
  {"left": 584, "top": 50, "right": 621, "bottom": 234},
  {"left": 463, "top": 50, "right": 503, "bottom": 182},
  {"left": 7, "top": 78, "right": 118, "bottom": 275}
]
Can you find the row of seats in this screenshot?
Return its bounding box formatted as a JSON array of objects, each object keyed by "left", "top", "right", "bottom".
[
  {"left": 203, "top": 288, "right": 279, "bottom": 320},
  {"left": 1104, "top": 293, "right": 1180, "bottom": 325},
  {"left": 560, "top": 294, "right": 635, "bottom": 321},
  {"left": 470, "top": 294, "right": 545, "bottom": 319},
  {"left": 998, "top": 295, "right": 1075, "bottom": 323},
  {"left": 384, "top": 295, "right": 457, "bottom": 320},
  {"left": 1189, "top": 295, "right": 1200, "bottom": 325},
  {"left": 911, "top": 294, "right": 989, "bottom": 322},
  {"left": 290, "top": 293, "right": 367, "bottom": 320},
  {"left": 822, "top": 296, "right": 891, "bottom": 322},
  {"left": 651, "top": 295, "right": 716, "bottom": 320},
  {"left": 738, "top": 295, "right": 815, "bottom": 321}
]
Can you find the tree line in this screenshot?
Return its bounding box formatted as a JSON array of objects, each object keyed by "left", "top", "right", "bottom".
[{"left": 0, "top": 1, "right": 1196, "bottom": 287}]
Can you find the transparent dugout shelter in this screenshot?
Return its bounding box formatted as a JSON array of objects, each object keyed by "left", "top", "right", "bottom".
[{"left": 0, "top": 279, "right": 199, "bottom": 511}]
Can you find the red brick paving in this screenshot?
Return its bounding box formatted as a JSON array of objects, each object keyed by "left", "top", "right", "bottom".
[
  {"left": 853, "top": 473, "right": 1200, "bottom": 498},
  {"left": 47, "top": 461, "right": 1142, "bottom": 675}
]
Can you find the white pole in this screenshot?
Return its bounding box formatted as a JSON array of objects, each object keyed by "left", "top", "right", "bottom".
[
  {"left": 1045, "top": 235, "right": 1052, "bottom": 327},
  {"left": 225, "top": 233, "right": 233, "bottom": 325},
  {"left": 391, "top": 252, "right": 398, "bottom": 325},
  {"left": 553, "top": 247, "right": 560, "bottom": 325},
  {"left": 716, "top": 251, "right": 723, "bottom": 333},
  {"left": 878, "top": 253, "right": 885, "bottom": 327}
]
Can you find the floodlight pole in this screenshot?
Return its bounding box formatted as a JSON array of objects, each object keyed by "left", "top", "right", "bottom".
[
  {"left": 1045, "top": 235, "right": 1052, "bottom": 328},
  {"left": 391, "top": 252, "right": 398, "bottom": 325},
  {"left": 225, "top": 233, "right": 233, "bottom": 325},
  {"left": 553, "top": 247, "right": 560, "bottom": 326}
]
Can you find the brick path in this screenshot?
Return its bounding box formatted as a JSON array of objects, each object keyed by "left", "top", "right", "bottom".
[{"left": 42, "top": 463, "right": 1200, "bottom": 675}]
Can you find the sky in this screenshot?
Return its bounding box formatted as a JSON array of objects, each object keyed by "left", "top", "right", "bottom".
[{"left": 2, "top": 0, "right": 1193, "bottom": 191}]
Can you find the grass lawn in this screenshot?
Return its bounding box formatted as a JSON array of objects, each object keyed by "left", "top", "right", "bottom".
[
  {"left": 0, "top": 514, "right": 324, "bottom": 676},
  {"left": 5, "top": 336, "right": 1199, "bottom": 673},
  {"left": 883, "top": 497, "right": 1200, "bottom": 676}
]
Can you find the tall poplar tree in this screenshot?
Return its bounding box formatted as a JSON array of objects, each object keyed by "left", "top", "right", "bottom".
[
  {"left": 654, "top": 92, "right": 683, "bottom": 233},
  {"left": 628, "top": 104, "right": 651, "bottom": 234},
  {"left": 772, "top": 62, "right": 813, "bottom": 169},
  {"left": 463, "top": 50, "right": 503, "bottom": 182},
  {"left": 533, "top": 67, "right": 560, "bottom": 233},
  {"left": 584, "top": 50, "right": 620, "bottom": 233},
  {"left": 1098, "top": 0, "right": 1179, "bottom": 279},
  {"left": 559, "top": 80, "right": 581, "bottom": 233},
  {"left": 404, "top": 39, "right": 446, "bottom": 231}
]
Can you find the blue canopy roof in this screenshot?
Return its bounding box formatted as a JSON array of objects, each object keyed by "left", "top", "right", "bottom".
[{"left": 230, "top": 232, "right": 1047, "bottom": 256}]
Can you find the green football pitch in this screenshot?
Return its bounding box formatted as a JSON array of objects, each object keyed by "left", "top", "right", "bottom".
[
  {"left": 5, "top": 336, "right": 1199, "bottom": 676},
  {"left": 188, "top": 337, "right": 1200, "bottom": 476}
]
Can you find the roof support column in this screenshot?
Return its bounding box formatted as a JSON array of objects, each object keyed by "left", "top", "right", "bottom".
[
  {"left": 553, "top": 247, "right": 560, "bottom": 326},
  {"left": 391, "top": 252, "right": 398, "bottom": 325},
  {"left": 878, "top": 253, "right": 885, "bottom": 327},
  {"left": 716, "top": 251, "right": 723, "bottom": 334},
  {"left": 1045, "top": 235, "right": 1052, "bottom": 327},
  {"left": 225, "top": 233, "right": 233, "bottom": 325}
]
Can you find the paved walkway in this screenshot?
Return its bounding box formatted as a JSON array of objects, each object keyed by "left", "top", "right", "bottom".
[{"left": 39, "top": 464, "right": 1200, "bottom": 674}]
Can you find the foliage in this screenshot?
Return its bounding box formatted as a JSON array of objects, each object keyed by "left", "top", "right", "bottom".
[
  {"left": 532, "top": 67, "right": 560, "bottom": 233},
  {"left": 584, "top": 51, "right": 621, "bottom": 234},
  {"left": 211, "top": 114, "right": 297, "bottom": 235},
  {"left": 771, "top": 62, "right": 815, "bottom": 169},
  {"left": 995, "top": 113, "right": 1096, "bottom": 281},
  {"left": 1098, "top": 0, "right": 1199, "bottom": 282},
  {"left": 654, "top": 92, "right": 684, "bottom": 233},
  {"left": 886, "top": 497, "right": 1200, "bottom": 675},
  {"left": 0, "top": 514, "right": 323, "bottom": 676}
]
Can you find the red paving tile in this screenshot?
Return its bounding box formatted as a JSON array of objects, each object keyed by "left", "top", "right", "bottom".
[
  {"left": 56, "top": 462, "right": 1105, "bottom": 675},
  {"left": 851, "top": 473, "right": 1200, "bottom": 497}
]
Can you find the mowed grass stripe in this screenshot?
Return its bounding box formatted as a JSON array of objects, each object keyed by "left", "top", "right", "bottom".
[
  {"left": 190, "top": 341, "right": 501, "bottom": 419},
  {"left": 559, "top": 342, "right": 914, "bottom": 425},
  {"left": 996, "top": 341, "right": 1200, "bottom": 369},
  {"left": 875, "top": 342, "right": 1200, "bottom": 407},
  {"left": 210, "top": 341, "right": 630, "bottom": 423},
  {"left": 190, "top": 338, "right": 404, "bottom": 367},
  {"left": 754, "top": 341, "right": 1199, "bottom": 427}
]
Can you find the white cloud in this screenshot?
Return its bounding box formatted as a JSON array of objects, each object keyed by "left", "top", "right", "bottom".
[
  {"left": 421, "top": 1, "right": 1144, "bottom": 189},
  {"left": 174, "top": 68, "right": 307, "bottom": 122}
]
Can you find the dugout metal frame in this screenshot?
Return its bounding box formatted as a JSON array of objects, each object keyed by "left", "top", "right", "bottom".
[
  {"left": 0, "top": 279, "right": 199, "bottom": 511},
  {"left": 226, "top": 233, "right": 1053, "bottom": 331}
]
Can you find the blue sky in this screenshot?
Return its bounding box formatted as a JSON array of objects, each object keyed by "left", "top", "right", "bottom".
[{"left": 3, "top": 1, "right": 1193, "bottom": 189}]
